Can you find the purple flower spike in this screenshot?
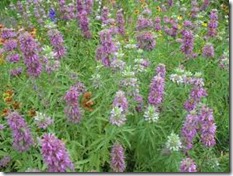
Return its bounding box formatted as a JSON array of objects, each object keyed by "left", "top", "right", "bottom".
[
  {"left": 41, "top": 133, "right": 74, "bottom": 172},
  {"left": 0, "top": 156, "right": 11, "bottom": 168},
  {"left": 181, "top": 112, "right": 199, "bottom": 150},
  {"left": 180, "top": 30, "right": 195, "bottom": 58},
  {"left": 7, "top": 53, "right": 20, "bottom": 63},
  {"left": 202, "top": 43, "right": 214, "bottom": 58},
  {"left": 116, "top": 9, "right": 125, "bottom": 35},
  {"left": 48, "top": 29, "right": 66, "bottom": 59},
  {"left": 208, "top": 9, "right": 218, "bottom": 37},
  {"left": 180, "top": 158, "right": 197, "bottom": 172},
  {"left": 148, "top": 64, "right": 166, "bottom": 107},
  {"left": 198, "top": 106, "right": 216, "bottom": 147},
  {"left": 7, "top": 112, "right": 33, "bottom": 152},
  {"left": 136, "top": 32, "right": 156, "bottom": 51},
  {"left": 64, "top": 105, "right": 82, "bottom": 123},
  {"left": 101, "top": 7, "right": 109, "bottom": 24},
  {"left": 110, "top": 143, "right": 126, "bottom": 172},
  {"left": 77, "top": 10, "right": 92, "bottom": 38},
  {"left": 3, "top": 39, "right": 17, "bottom": 51},
  {"left": 19, "top": 32, "right": 42, "bottom": 77},
  {"left": 64, "top": 84, "right": 84, "bottom": 123},
  {"left": 113, "top": 90, "right": 128, "bottom": 112}
]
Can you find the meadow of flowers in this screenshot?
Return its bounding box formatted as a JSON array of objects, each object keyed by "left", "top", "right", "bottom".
[{"left": 0, "top": 0, "right": 230, "bottom": 173}]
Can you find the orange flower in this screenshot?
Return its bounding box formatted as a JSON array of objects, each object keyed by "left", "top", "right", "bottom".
[
  {"left": 4, "top": 97, "right": 13, "bottom": 104},
  {"left": 134, "top": 9, "right": 140, "bottom": 15},
  {"left": 141, "top": 2, "right": 147, "bottom": 8},
  {"left": 5, "top": 90, "right": 14, "bottom": 97},
  {"left": 1, "top": 108, "right": 10, "bottom": 117},
  {"left": 156, "top": 6, "right": 162, "bottom": 12},
  {"left": 0, "top": 37, "right": 5, "bottom": 45},
  {"left": 0, "top": 24, "right": 4, "bottom": 29},
  {"left": 3, "top": 90, "right": 14, "bottom": 104},
  {"left": 81, "top": 92, "right": 94, "bottom": 111},
  {"left": 30, "top": 28, "right": 37, "bottom": 38},
  {"left": 28, "top": 109, "right": 36, "bottom": 117},
  {"left": 12, "top": 101, "right": 20, "bottom": 110}
]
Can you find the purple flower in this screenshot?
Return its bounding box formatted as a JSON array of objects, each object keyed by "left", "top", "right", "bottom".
[
  {"left": 48, "top": 29, "right": 66, "bottom": 59},
  {"left": 59, "top": 0, "right": 66, "bottom": 18},
  {"left": 167, "top": 0, "right": 174, "bottom": 6},
  {"left": 136, "top": 16, "right": 153, "bottom": 31},
  {"left": 184, "top": 98, "right": 197, "bottom": 112},
  {"left": 198, "top": 106, "right": 216, "bottom": 147},
  {"left": 74, "top": 81, "right": 86, "bottom": 94},
  {"left": 200, "top": 0, "right": 210, "bottom": 11},
  {"left": 3, "top": 39, "right": 18, "bottom": 51},
  {"left": 180, "top": 158, "right": 197, "bottom": 172},
  {"left": 96, "top": 29, "right": 117, "bottom": 66},
  {"left": 202, "top": 43, "right": 214, "bottom": 58},
  {"left": 77, "top": 10, "right": 92, "bottom": 38},
  {"left": 136, "top": 31, "right": 156, "bottom": 51},
  {"left": 7, "top": 53, "right": 20, "bottom": 63},
  {"left": 10, "top": 67, "right": 23, "bottom": 77},
  {"left": 148, "top": 64, "right": 166, "bottom": 107},
  {"left": 183, "top": 20, "right": 193, "bottom": 29},
  {"left": 49, "top": 8, "right": 56, "bottom": 22},
  {"left": 156, "top": 63, "right": 166, "bottom": 78},
  {"left": 84, "top": 0, "right": 94, "bottom": 14},
  {"left": 208, "top": 9, "right": 218, "bottom": 37},
  {"left": 191, "top": 0, "right": 199, "bottom": 18},
  {"left": 110, "top": 143, "right": 126, "bottom": 172},
  {"left": 181, "top": 112, "right": 199, "bottom": 150},
  {"left": 64, "top": 85, "right": 83, "bottom": 123},
  {"left": 154, "top": 17, "right": 161, "bottom": 31},
  {"left": 65, "top": 3, "right": 76, "bottom": 20},
  {"left": 0, "top": 156, "right": 11, "bottom": 168},
  {"left": 41, "top": 133, "right": 74, "bottom": 172},
  {"left": 190, "top": 86, "right": 207, "bottom": 100},
  {"left": 113, "top": 90, "right": 128, "bottom": 112},
  {"left": 184, "top": 86, "right": 207, "bottom": 112},
  {"left": 101, "top": 6, "right": 109, "bottom": 24},
  {"left": 64, "top": 105, "right": 82, "bottom": 123},
  {"left": 134, "top": 94, "right": 144, "bottom": 112},
  {"left": 64, "top": 86, "right": 80, "bottom": 106},
  {"left": 19, "top": 32, "right": 42, "bottom": 77},
  {"left": 76, "top": 0, "right": 83, "bottom": 13},
  {"left": 164, "top": 18, "right": 178, "bottom": 37},
  {"left": 116, "top": 9, "right": 125, "bottom": 35},
  {"left": 1, "top": 28, "right": 17, "bottom": 39},
  {"left": 7, "top": 111, "right": 34, "bottom": 152}
]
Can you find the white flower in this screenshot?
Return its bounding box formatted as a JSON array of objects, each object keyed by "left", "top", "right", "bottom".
[
  {"left": 194, "top": 72, "right": 202, "bottom": 78},
  {"left": 166, "top": 132, "right": 182, "bottom": 152},
  {"left": 90, "top": 73, "right": 102, "bottom": 89},
  {"left": 95, "top": 16, "right": 101, "bottom": 20},
  {"left": 144, "top": 105, "right": 159, "bottom": 123},
  {"left": 137, "top": 49, "right": 144, "bottom": 54},
  {"left": 109, "top": 107, "right": 126, "bottom": 126},
  {"left": 122, "top": 66, "right": 135, "bottom": 77},
  {"left": 42, "top": 45, "right": 56, "bottom": 59},
  {"left": 170, "top": 74, "right": 184, "bottom": 84},
  {"left": 34, "top": 112, "right": 53, "bottom": 129}
]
